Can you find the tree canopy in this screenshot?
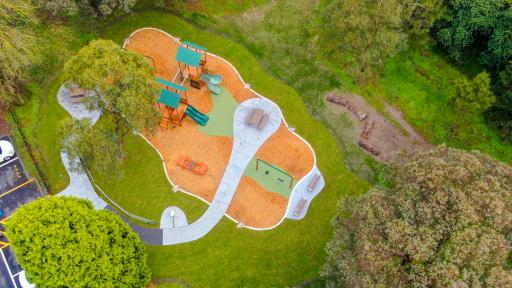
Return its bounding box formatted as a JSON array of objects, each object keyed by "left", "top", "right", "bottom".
[
  {"left": 0, "top": 0, "right": 40, "bottom": 105},
  {"left": 6, "top": 196, "right": 151, "bottom": 288},
  {"left": 489, "top": 61, "right": 512, "bottom": 143},
  {"left": 450, "top": 71, "right": 495, "bottom": 115},
  {"left": 61, "top": 118, "right": 121, "bottom": 173},
  {"left": 323, "top": 146, "right": 512, "bottom": 287},
  {"left": 63, "top": 39, "right": 159, "bottom": 155},
  {"left": 34, "top": 0, "right": 137, "bottom": 18},
  {"left": 321, "top": 0, "right": 407, "bottom": 81},
  {"left": 435, "top": 0, "right": 512, "bottom": 69}
]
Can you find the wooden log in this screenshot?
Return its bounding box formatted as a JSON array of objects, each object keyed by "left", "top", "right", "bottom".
[
  {"left": 361, "top": 120, "right": 375, "bottom": 140},
  {"left": 358, "top": 140, "right": 380, "bottom": 156},
  {"left": 347, "top": 103, "right": 367, "bottom": 121},
  {"left": 325, "top": 94, "right": 348, "bottom": 106}
]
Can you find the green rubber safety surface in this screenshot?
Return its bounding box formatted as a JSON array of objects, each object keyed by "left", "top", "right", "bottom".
[
  {"left": 198, "top": 87, "right": 238, "bottom": 137},
  {"left": 243, "top": 157, "right": 295, "bottom": 198}
]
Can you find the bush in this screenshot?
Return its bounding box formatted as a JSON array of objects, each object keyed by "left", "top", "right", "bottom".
[{"left": 6, "top": 196, "right": 151, "bottom": 288}]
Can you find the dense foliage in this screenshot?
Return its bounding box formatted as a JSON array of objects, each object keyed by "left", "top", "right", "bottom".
[
  {"left": 63, "top": 39, "right": 159, "bottom": 156},
  {"left": 435, "top": 0, "right": 511, "bottom": 69},
  {"left": 320, "top": 0, "right": 443, "bottom": 81},
  {"left": 34, "top": 0, "right": 137, "bottom": 18},
  {"left": 321, "top": 0, "right": 406, "bottom": 81},
  {"left": 0, "top": 0, "right": 39, "bottom": 105},
  {"left": 61, "top": 118, "right": 121, "bottom": 173},
  {"left": 6, "top": 196, "right": 151, "bottom": 288},
  {"left": 489, "top": 61, "right": 512, "bottom": 142},
  {"left": 324, "top": 146, "right": 512, "bottom": 287}
]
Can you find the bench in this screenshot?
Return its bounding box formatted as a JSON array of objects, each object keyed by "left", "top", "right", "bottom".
[
  {"left": 247, "top": 109, "right": 269, "bottom": 130},
  {"left": 69, "top": 87, "right": 87, "bottom": 103},
  {"left": 293, "top": 198, "right": 308, "bottom": 217},
  {"left": 307, "top": 174, "right": 321, "bottom": 192}
]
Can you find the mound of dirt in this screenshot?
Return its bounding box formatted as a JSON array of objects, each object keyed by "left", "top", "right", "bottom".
[{"left": 325, "top": 92, "right": 433, "bottom": 163}]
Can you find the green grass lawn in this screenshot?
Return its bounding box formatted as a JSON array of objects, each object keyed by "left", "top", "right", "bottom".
[
  {"left": 88, "top": 121, "right": 208, "bottom": 226},
  {"left": 101, "top": 11, "right": 368, "bottom": 286}
]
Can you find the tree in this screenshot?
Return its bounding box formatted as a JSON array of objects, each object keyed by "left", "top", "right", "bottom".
[
  {"left": 323, "top": 146, "right": 512, "bottom": 287},
  {"left": 321, "top": 0, "right": 407, "bottom": 81},
  {"left": 34, "top": 0, "right": 137, "bottom": 18},
  {"left": 6, "top": 196, "right": 151, "bottom": 288},
  {"left": 488, "top": 61, "right": 512, "bottom": 142},
  {"left": 63, "top": 39, "right": 159, "bottom": 155},
  {"left": 61, "top": 118, "right": 121, "bottom": 173},
  {"left": 450, "top": 71, "right": 495, "bottom": 115},
  {"left": 435, "top": 0, "right": 512, "bottom": 69},
  {"left": 0, "top": 0, "right": 40, "bottom": 106},
  {"left": 400, "top": 0, "right": 444, "bottom": 37}
]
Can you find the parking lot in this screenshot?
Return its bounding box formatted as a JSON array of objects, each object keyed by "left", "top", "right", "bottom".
[{"left": 0, "top": 135, "right": 45, "bottom": 288}]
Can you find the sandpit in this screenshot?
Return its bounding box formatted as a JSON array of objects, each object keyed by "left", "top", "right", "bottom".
[{"left": 126, "top": 29, "right": 314, "bottom": 228}]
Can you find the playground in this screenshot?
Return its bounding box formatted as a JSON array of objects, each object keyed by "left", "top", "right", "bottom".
[{"left": 125, "top": 29, "right": 317, "bottom": 228}]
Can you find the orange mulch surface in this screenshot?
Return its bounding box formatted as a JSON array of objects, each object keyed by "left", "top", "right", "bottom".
[{"left": 127, "top": 29, "right": 314, "bottom": 229}]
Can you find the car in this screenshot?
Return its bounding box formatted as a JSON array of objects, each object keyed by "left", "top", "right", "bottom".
[{"left": 0, "top": 140, "right": 15, "bottom": 162}]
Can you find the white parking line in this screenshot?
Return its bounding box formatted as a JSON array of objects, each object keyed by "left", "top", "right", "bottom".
[
  {"left": 0, "top": 249, "right": 17, "bottom": 288},
  {"left": 0, "top": 157, "right": 19, "bottom": 169}
]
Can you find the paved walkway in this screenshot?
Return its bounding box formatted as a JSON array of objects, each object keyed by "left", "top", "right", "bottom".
[
  {"left": 162, "top": 98, "right": 281, "bottom": 244},
  {"left": 57, "top": 85, "right": 107, "bottom": 210},
  {"left": 160, "top": 206, "right": 188, "bottom": 229},
  {"left": 56, "top": 83, "right": 284, "bottom": 245}
]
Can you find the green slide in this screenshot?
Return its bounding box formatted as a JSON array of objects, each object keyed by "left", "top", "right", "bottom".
[{"left": 185, "top": 105, "right": 209, "bottom": 126}]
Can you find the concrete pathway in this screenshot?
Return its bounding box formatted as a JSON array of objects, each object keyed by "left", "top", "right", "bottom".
[
  {"left": 57, "top": 85, "right": 107, "bottom": 210},
  {"left": 160, "top": 206, "right": 188, "bottom": 229},
  {"left": 162, "top": 98, "right": 281, "bottom": 244}
]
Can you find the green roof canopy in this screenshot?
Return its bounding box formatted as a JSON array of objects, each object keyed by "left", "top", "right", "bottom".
[
  {"left": 176, "top": 46, "right": 201, "bottom": 68},
  {"left": 183, "top": 41, "right": 207, "bottom": 52},
  {"left": 155, "top": 77, "right": 187, "bottom": 92},
  {"left": 158, "top": 89, "right": 181, "bottom": 109}
]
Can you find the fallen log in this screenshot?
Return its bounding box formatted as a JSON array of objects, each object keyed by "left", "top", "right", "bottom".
[
  {"left": 358, "top": 140, "right": 380, "bottom": 156},
  {"left": 325, "top": 93, "right": 349, "bottom": 106},
  {"left": 347, "top": 103, "right": 367, "bottom": 121},
  {"left": 361, "top": 120, "right": 375, "bottom": 140}
]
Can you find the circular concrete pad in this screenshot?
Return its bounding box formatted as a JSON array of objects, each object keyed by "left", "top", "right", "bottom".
[{"left": 160, "top": 206, "right": 188, "bottom": 228}]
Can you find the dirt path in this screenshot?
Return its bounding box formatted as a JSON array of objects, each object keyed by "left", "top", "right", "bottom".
[{"left": 325, "top": 92, "right": 433, "bottom": 163}]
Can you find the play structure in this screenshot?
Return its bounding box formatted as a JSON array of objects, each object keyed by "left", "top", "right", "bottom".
[
  {"left": 158, "top": 40, "right": 227, "bottom": 129},
  {"left": 157, "top": 77, "right": 209, "bottom": 128}
]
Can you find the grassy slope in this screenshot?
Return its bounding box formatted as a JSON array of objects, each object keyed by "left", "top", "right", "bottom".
[
  {"left": 14, "top": 75, "right": 71, "bottom": 193},
  {"left": 328, "top": 44, "right": 512, "bottom": 164},
  {"left": 101, "top": 11, "right": 368, "bottom": 286}
]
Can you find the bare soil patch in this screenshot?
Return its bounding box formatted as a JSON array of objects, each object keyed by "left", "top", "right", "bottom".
[{"left": 325, "top": 92, "right": 433, "bottom": 163}]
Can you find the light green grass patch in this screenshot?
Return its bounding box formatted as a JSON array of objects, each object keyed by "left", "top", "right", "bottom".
[
  {"left": 198, "top": 87, "right": 237, "bottom": 137},
  {"left": 243, "top": 157, "right": 294, "bottom": 198}
]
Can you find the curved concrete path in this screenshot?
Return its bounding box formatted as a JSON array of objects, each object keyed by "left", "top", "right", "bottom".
[
  {"left": 160, "top": 206, "right": 188, "bottom": 228},
  {"left": 162, "top": 98, "right": 281, "bottom": 244},
  {"left": 57, "top": 85, "right": 107, "bottom": 210},
  {"left": 56, "top": 84, "right": 284, "bottom": 245}
]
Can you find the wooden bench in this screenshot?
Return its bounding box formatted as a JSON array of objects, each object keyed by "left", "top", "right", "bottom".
[
  {"left": 293, "top": 198, "right": 308, "bottom": 217},
  {"left": 247, "top": 109, "right": 269, "bottom": 130},
  {"left": 307, "top": 174, "right": 321, "bottom": 192},
  {"left": 69, "top": 87, "right": 87, "bottom": 103}
]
